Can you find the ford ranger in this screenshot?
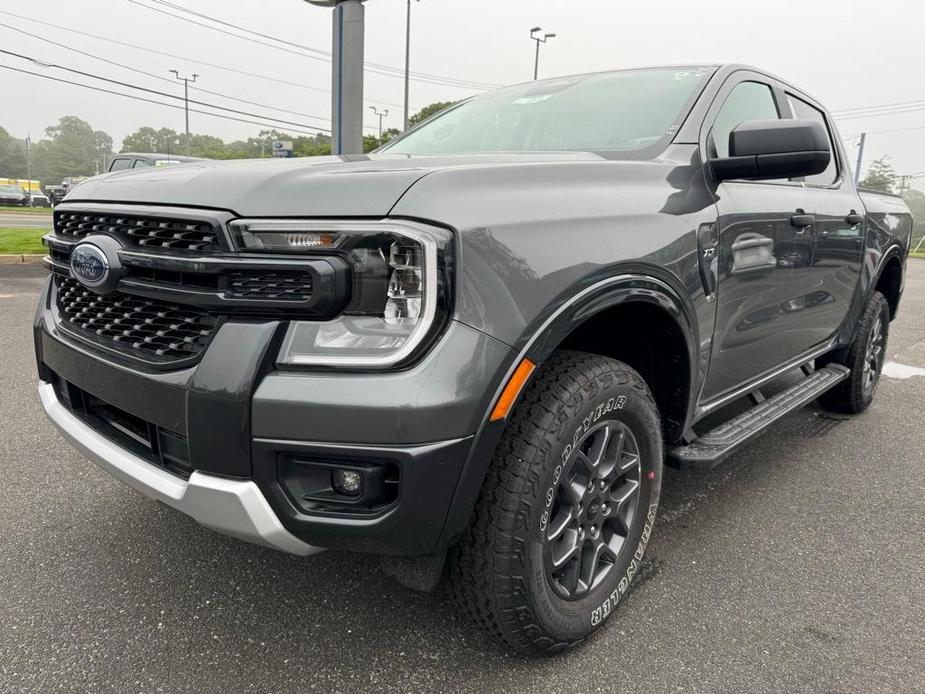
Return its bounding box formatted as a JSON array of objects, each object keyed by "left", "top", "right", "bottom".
[{"left": 35, "top": 64, "right": 911, "bottom": 655}]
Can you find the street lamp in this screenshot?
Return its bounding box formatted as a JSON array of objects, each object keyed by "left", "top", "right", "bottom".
[
  {"left": 170, "top": 69, "right": 198, "bottom": 156},
  {"left": 530, "top": 27, "right": 556, "bottom": 80},
  {"left": 369, "top": 106, "right": 389, "bottom": 142},
  {"left": 403, "top": 0, "right": 420, "bottom": 131}
]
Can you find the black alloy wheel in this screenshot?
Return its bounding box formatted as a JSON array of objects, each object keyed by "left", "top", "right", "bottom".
[{"left": 544, "top": 420, "right": 642, "bottom": 600}]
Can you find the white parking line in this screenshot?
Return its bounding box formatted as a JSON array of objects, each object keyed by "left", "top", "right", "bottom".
[{"left": 882, "top": 361, "right": 925, "bottom": 379}]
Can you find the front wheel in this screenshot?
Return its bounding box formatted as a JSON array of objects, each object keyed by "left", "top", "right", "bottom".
[
  {"left": 449, "top": 351, "right": 663, "bottom": 655},
  {"left": 818, "top": 291, "right": 890, "bottom": 414}
]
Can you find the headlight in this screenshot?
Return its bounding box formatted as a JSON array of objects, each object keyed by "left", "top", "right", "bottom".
[{"left": 229, "top": 219, "right": 451, "bottom": 368}]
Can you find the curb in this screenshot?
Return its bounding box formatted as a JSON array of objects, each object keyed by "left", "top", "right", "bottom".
[{"left": 0, "top": 254, "right": 45, "bottom": 264}]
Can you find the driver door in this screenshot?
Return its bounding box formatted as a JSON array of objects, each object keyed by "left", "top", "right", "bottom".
[{"left": 700, "top": 75, "right": 816, "bottom": 401}]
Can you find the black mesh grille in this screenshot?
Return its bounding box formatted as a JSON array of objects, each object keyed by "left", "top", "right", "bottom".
[
  {"left": 54, "top": 210, "right": 220, "bottom": 252},
  {"left": 227, "top": 270, "right": 313, "bottom": 301},
  {"left": 55, "top": 275, "right": 217, "bottom": 362}
]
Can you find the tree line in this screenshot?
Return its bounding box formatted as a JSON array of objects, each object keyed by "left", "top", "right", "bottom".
[
  {"left": 0, "top": 101, "right": 454, "bottom": 185},
  {"left": 859, "top": 157, "right": 925, "bottom": 236},
  {"left": 4, "top": 104, "right": 920, "bottom": 231}
]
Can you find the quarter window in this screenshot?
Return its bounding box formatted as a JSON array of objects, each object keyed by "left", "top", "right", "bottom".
[{"left": 787, "top": 94, "right": 838, "bottom": 185}]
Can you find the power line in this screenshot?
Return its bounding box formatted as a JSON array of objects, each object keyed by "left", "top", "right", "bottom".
[
  {"left": 0, "top": 47, "right": 330, "bottom": 133},
  {"left": 859, "top": 124, "right": 925, "bottom": 137},
  {"left": 0, "top": 63, "right": 328, "bottom": 136},
  {"left": 0, "top": 19, "right": 340, "bottom": 125},
  {"left": 0, "top": 9, "right": 406, "bottom": 110},
  {"left": 834, "top": 105, "right": 925, "bottom": 121},
  {"left": 137, "top": 0, "right": 502, "bottom": 90},
  {"left": 832, "top": 98, "right": 925, "bottom": 116},
  {"left": 127, "top": 0, "right": 490, "bottom": 90}
]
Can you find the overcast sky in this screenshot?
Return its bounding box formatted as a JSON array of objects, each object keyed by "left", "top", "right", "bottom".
[{"left": 1, "top": 0, "right": 923, "bottom": 184}]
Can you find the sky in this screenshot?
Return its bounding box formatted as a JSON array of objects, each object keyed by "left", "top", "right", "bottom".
[{"left": 0, "top": 0, "right": 923, "bottom": 185}]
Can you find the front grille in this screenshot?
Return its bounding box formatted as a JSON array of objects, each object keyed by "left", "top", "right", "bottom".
[
  {"left": 45, "top": 205, "right": 345, "bottom": 366},
  {"left": 52, "top": 373, "right": 193, "bottom": 479},
  {"left": 55, "top": 210, "right": 220, "bottom": 252},
  {"left": 55, "top": 275, "right": 217, "bottom": 362},
  {"left": 227, "top": 270, "right": 313, "bottom": 301}
]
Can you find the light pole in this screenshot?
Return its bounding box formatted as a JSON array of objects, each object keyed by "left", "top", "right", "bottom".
[
  {"left": 530, "top": 27, "right": 556, "bottom": 80},
  {"left": 369, "top": 106, "right": 389, "bottom": 142},
  {"left": 403, "top": 0, "right": 420, "bottom": 131},
  {"left": 170, "top": 69, "right": 198, "bottom": 156},
  {"left": 306, "top": 0, "right": 366, "bottom": 155},
  {"left": 25, "top": 134, "right": 32, "bottom": 207}
]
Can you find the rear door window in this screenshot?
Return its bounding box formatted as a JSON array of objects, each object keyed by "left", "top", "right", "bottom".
[
  {"left": 109, "top": 158, "right": 132, "bottom": 171},
  {"left": 786, "top": 94, "right": 839, "bottom": 186}
]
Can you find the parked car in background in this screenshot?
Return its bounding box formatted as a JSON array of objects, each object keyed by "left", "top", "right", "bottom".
[
  {"left": 108, "top": 153, "right": 204, "bottom": 172},
  {"left": 26, "top": 190, "right": 51, "bottom": 207},
  {"left": 0, "top": 184, "right": 27, "bottom": 206},
  {"left": 35, "top": 64, "right": 911, "bottom": 656}
]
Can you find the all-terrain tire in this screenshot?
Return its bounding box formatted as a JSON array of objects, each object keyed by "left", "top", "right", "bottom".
[
  {"left": 817, "top": 291, "right": 890, "bottom": 414},
  {"left": 448, "top": 350, "right": 663, "bottom": 656}
]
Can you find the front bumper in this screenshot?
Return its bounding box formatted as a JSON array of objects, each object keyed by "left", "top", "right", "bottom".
[
  {"left": 39, "top": 381, "right": 321, "bottom": 555},
  {"left": 34, "top": 276, "right": 515, "bottom": 555}
]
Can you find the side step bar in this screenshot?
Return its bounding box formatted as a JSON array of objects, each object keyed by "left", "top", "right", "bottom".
[{"left": 667, "top": 364, "right": 850, "bottom": 468}]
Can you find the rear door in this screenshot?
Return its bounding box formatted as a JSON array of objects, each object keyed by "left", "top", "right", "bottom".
[
  {"left": 785, "top": 92, "right": 865, "bottom": 346},
  {"left": 700, "top": 73, "right": 817, "bottom": 401}
]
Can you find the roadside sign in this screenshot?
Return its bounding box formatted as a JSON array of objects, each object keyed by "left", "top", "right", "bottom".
[{"left": 272, "top": 140, "right": 294, "bottom": 158}]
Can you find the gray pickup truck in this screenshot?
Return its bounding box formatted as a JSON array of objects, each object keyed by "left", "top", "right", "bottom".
[{"left": 35, "top": 64, "right": 911, "bottom": 655}]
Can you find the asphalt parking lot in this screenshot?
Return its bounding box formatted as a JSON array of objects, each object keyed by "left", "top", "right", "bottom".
[{"left": 1, "top": 262, "right": 923, "bottom": 694}]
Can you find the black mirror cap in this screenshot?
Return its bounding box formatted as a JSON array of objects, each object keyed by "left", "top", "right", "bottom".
[
  {"left": 730, "top": 119, "right": 829, "bottom": 157},
  {"left": 710, "top": 119, "right": 831, "bottom": 182}
]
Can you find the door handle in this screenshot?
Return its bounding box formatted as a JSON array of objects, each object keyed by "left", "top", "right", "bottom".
[
  {"left": 790, "top": 214, "right": 815, "bottom": 228},
  {"left": 731, "top": 236, "right": 773, "bottom": 252},
  {"left": 846, "top": 211, "right": 864, "bottom": 226}
]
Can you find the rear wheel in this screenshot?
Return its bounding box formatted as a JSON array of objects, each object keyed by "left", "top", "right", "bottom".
[
  {"left": 818, "top": 291, "right": 890, "bottom": 414},
  {"left": 449, "top": 351, "right": 663, "bottom": 655}
]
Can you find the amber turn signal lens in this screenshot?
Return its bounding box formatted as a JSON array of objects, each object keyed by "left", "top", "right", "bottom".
[{"left": 490, "top": 358, "right": 536, "bottom": 422}]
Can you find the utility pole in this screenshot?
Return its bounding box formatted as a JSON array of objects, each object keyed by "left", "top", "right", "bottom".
[
  {"left": 25, "top": 134, "right": 32, "bottom": 207},
  {"left": 897, "top": 171, "right": 925, "bottom": 196},
  {"left": 403, "top": 0, "right": 419, "bottom": 130},
  {"left": 369, "top": 106, "right": 389, "bottom": 142},
  {"left": 530, "top": 26, "right": 556, "bottom": 80},
  {"left": 853, "top": 132, "right": 866, "bottom": 187},
  {"left": 306, "top": 0, "right": 366, "bottom": 155},
  {"left": 170, "top": 69, "right": 198, "bottom": 156}
]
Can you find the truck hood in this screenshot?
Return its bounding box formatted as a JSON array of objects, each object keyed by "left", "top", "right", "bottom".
[{"left": 65, "top": 152, "right": 604, "bottom": 217}]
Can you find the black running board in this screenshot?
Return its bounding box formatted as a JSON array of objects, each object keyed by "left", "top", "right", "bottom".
[{"left": 667, "top": 365, "right": 850, "bottom": 468}]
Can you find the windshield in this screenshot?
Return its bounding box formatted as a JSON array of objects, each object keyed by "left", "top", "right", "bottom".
[
  {"left": 0, "top": 185, "right": 22, "bottom": 193},
  {"left": 382, "top": 67, "right": 713, "bottom": 157}
]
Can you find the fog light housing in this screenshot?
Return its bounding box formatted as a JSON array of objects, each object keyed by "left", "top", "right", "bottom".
[
  {"left": 332, "top": 468, "right": 363, "bottom": 496},
  {"left": 278, "top": 458, "right": 400, "bottom": 515}
]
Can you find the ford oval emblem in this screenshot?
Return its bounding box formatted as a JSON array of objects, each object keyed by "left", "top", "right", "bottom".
[{"left": 70, "top": 243, "right": 110, "bottom": 288}]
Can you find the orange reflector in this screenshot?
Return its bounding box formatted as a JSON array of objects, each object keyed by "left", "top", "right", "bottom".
[{"left": 490, "top": 358, "right": 536, "bottom": 422}]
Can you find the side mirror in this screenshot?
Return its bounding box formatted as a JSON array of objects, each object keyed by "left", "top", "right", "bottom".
[{"left": 709, "top": 119, "right": 831, "bottom": 181}]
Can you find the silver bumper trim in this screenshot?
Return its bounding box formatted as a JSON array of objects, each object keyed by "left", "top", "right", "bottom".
[{"left": 38, "top": 381, "right": 323, "bottom": 556}]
